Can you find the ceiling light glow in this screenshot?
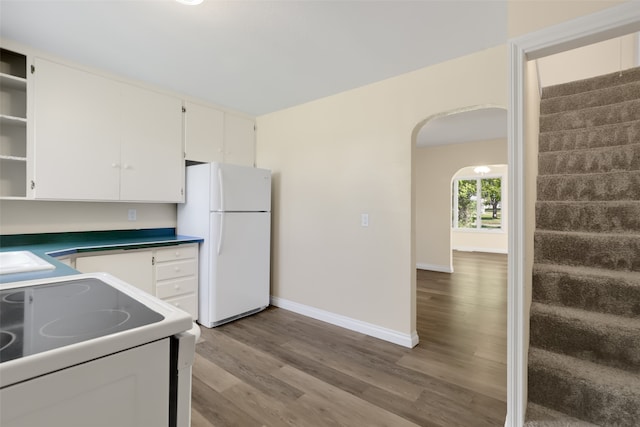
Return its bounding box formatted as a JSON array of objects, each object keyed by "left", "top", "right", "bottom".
[
  {"left": 473, "top": 166, "right": 491, "bottom": 175},
  {"left": 176, "top": 0, "right": 203, "bottom": 5}
]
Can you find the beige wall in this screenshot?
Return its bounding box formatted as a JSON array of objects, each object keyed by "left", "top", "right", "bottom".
[
  {"left": 415, "top": 141, "right": 508, "bottom": 272},
  {"left": 256, "top": 45, "right": 508, "bottom": 336},
  {"left": 0, "top": 201, "right": 176, "bottom": 234},
  {"left": 537, "top": 33, "right": 638, "bottom": 88},
  {"left": 508, "top": 0, "right": 628, "bottom": 38},
  {"left": 451, "top": 164, "right": 509, "bottom": 255}
]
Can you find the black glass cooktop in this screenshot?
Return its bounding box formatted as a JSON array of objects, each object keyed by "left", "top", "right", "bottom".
[{"left": 0, "top": 278, "right": 164, "bottom": 363}]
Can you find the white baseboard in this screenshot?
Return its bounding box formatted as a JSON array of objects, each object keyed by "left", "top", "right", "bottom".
[
  {"left": 416, "top": 262, "right": 453, "bottom": 273},
  {"left": 270, "top": 296, "right": 419, "bottom": 348},
  {"left": 453, "top": 246, "right": 508, "bottom": 254}
]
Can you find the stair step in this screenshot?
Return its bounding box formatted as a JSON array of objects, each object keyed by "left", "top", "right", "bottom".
[
  {"left": 535, "top": 200, "right": 640, "bottom": 233},
  {"left": 525, "top": 402, "right": 599, "bottom": 426},
  {"left": 534, "top": 230, "right": 640, "bottom": 272},
  {"left": 537, "top": 170, "right": 640, "bottom": 201},
  {"left": 528, "top": 347, "right": 640, "bottom": 426},
  {"left": 533, "top": 263, "right": 640, "bottom": 318},
  {"left": 539, "top": 119, "right": 640, "bottom": 153},
  {"left": 537, "top": 169, "right": 640, "bottom": 202},
  {"left": 542, "top": 66, "right": 640, "bottom": 99},
  {"left": 538, "top": 143, "right": 640, "bottom": 175},
  {"left": 540, "top": 98, "right": 640, "bottom": 133},
  {"left": 541, "top": 80, "right": 640, "bottom": 115},
  {"left": 530, "top": 302, "right": 640, "bottom": 371}
]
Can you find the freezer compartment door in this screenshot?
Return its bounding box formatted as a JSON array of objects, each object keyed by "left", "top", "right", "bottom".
[
  {"left": 209, "top": 163, "right": 271, "bottom": 212},
  {"left": 207, "top": 212, "right": 270, "bottom": 324}
]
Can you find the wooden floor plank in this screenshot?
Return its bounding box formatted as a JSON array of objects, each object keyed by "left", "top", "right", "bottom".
[{"left": 191, "top": 251, "right": 507, "bottom": 426}]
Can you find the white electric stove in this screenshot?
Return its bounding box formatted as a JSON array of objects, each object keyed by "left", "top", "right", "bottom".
[{"left": 0, "top": 272, "right": 197, "bottom": 427}]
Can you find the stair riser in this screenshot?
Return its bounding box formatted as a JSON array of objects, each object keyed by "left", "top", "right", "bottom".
[
  {"left": 534, "top": 232, "right": 640, "bottom": 272},
  {"left": 536, "top": 201, "right": 640, "bottom": 233},
  {"left": 539, "top": 120, "right": 640, "bottom": 153},
  {"left": 528, "top": 363, "right": 640, "bottom": 426},
  {"left": 542, "top": 67, "right": 640, "bottom": 99},
  {"left": 530, "top": 311, "right": 640, "bottom": 371},
  {"left": 532, "top": 269, "right": 640, "bottom": 318},
  {"left": 540, "top": 99, "right": 640, "bottom": 133},
  {"left": 538, "top": 144, "right": 640, "bottom": 175},
  {"left": 541, "top": 81, "right": 640, "bottom": 115},
  {"left": 537, "top": 171, "right": 640, "bottom": 201}
]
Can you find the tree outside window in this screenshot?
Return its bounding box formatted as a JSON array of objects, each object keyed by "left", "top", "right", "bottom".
[{"left": 453, "top": 177, "right": 502, "bottom": 230}]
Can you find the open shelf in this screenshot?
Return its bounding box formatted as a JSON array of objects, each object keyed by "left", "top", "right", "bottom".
[{"left": 0, "top": 47, "right": 28, "bottom": 199}]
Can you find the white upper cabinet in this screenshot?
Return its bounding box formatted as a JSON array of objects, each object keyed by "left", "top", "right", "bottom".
[
  {"left": 32, "top": 58, "right": 184, "bottom": 202},
  {"left": 223, "top": 113, "right": 255, "bottom": 167},
  {"left": 120, "top": 83, "right": 183, "bottom": 202},
  {"left": 33, "top": 58, "right": 121, "bottom": 200},
  {"left": 184, "top": 101, "right": 224, "bottom": 163},
  {"left": 184, "top": 102, "right": 255, "bottom": 167}
]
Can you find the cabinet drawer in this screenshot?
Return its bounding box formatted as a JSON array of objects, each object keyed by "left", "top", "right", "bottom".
[
  {"left": 155, "top": 259, "right": 197, "bottom": 281},
  {"left": 154, "top": 245, "right": 197, "bottom": 262},
  {"left": 156, "top": 276, "right": 197, "bottom": 299},
  {"left": 163, "top": 294, "right": 197, "bottom": 320}
]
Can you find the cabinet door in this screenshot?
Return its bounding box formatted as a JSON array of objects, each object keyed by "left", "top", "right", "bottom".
[
  {"left": 223, "top": 113, "right": 255, "bottom": 167},
  {"left": 75, "top": 251, "right": 154, "bottom": 295},
  {"left": 184, "top": 101, "right": 224, "bottom": 163},
  {"left": 120, "top": 84, "right": 184, "bottom": 202},
  {"left": 0, "top": 339, "right": 169, "bottom": 427},
  {"left": 32, "top": 58, "right": 120, "bottom": 200}
]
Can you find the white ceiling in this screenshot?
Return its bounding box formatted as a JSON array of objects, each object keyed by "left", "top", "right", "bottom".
[
  {"left": 0, "top": 0, "right": 508, "bottom": 116},
  {"left": 416, "top": 107, "right": 508, "bottom": 147}
]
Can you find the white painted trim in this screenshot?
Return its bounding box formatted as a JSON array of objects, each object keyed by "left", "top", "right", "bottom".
[
  {"left": 270, "top": 296, "right": 419, "bottom": 348},
  {"left": 416, "top": 262, "right": 453, "bottom": 273},
  {"left": 507, "top": 4, "right": 640, "bottom": 427},
  {"left": 453, "top": 246, "right": 508, "bottom": 254}
]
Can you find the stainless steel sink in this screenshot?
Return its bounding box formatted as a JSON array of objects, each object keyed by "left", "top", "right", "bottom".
[{"left": 0, "top": 251, "right": 55, "bottom": 275}]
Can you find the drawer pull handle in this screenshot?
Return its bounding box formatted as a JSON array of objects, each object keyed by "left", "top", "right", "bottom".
[
  {"left": 174, "top": 267, "right": 180, "bottom": 272},
  {"left": 175, "top": 252, "right": 180, "bottom": 257},
  {"left": 174, "top": 285, "right": 181, "bottom": 290},
  {"left": 175, "top": 303, "right": 180, "bottom": 307}
]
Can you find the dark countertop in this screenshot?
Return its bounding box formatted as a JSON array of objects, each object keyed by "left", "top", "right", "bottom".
[{"left": 0, "top": 228, "right": 203, "bottom": 284}]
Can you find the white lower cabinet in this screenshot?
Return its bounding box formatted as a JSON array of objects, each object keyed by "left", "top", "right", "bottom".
[
  {"left": 0, "top": 339, "right": 170, "bottom": 427},
  {"left": 73, "top": 243, "right": 198, "bottom": 320},
  {"left": 153, "top": 245, "right": 199, "bottom": 319},
  {"left": 75, "top": 250, "right": 154, "bottom": 295}
]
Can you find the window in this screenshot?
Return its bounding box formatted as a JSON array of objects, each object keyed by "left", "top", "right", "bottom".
[{"left": 453, "top": 176, "right": 502, "bottom": 230}]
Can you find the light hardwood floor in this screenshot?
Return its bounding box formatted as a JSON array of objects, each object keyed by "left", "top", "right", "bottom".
[{"left": 191, "top": 251, "right": 507, "bottom": 426}]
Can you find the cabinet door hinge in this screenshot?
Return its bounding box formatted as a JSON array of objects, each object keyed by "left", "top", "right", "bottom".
[
  {"left": 181, "top": 188, "right": 184, "bottom": 196},
  {"left": 182, "top": 106, "right": 186, "bottom": 113},
  {"left": 31, "top": 65, "right": 35, "bottom": 74},
  {"left": 30, "top": 180, "right": 35, "bottom": 190},
  {"left": 151, "top": 256, "right": 155, "bottom": 266}
]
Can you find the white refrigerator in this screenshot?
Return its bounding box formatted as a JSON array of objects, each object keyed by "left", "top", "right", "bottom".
[{"left": 177, "top": 163, "right": 271, "bottom": 328}]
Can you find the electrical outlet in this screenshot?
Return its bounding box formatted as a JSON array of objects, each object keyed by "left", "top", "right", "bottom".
[
  {"left": 361, "top": 213, "right": 369, "bottom": 227},
  {"left": 128, "top": 209, "right": 137, "bottom": 221}
]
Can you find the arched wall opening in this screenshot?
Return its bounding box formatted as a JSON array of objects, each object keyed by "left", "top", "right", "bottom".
[{"left": 413, "top": 106, "right": 508, "bottom": 273}]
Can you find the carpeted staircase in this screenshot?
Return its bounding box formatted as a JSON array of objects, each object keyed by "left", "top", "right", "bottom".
[{"left": 526, "top": 67, "right": 640, "bottom": 426}]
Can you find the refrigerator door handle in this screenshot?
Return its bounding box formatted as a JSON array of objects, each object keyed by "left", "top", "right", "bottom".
[
  {"left": 217, "top": 167, "right": 225, "bottom": 212},
  {"left": 217, "top": 212, "right": 225, "bottom": 255}
]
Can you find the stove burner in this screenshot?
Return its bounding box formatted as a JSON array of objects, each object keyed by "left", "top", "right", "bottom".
[
  {"left": 40, "top": 309, "right": 132, "bottom": 339},
  {"left": 2, "top": 291, "right": 25, "bottom": 304},
  {"left": 0, "top": 330, "right": 16, "bottom": 352}
]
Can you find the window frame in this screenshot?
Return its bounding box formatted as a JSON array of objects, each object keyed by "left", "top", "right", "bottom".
[{"left": 452, "top": 173, "right": 504, "bottom": 232}]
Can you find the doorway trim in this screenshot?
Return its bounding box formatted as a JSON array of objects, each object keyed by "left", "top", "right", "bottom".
[{"left": 507, "top": 3, "right": 640, "bottom": 426}]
